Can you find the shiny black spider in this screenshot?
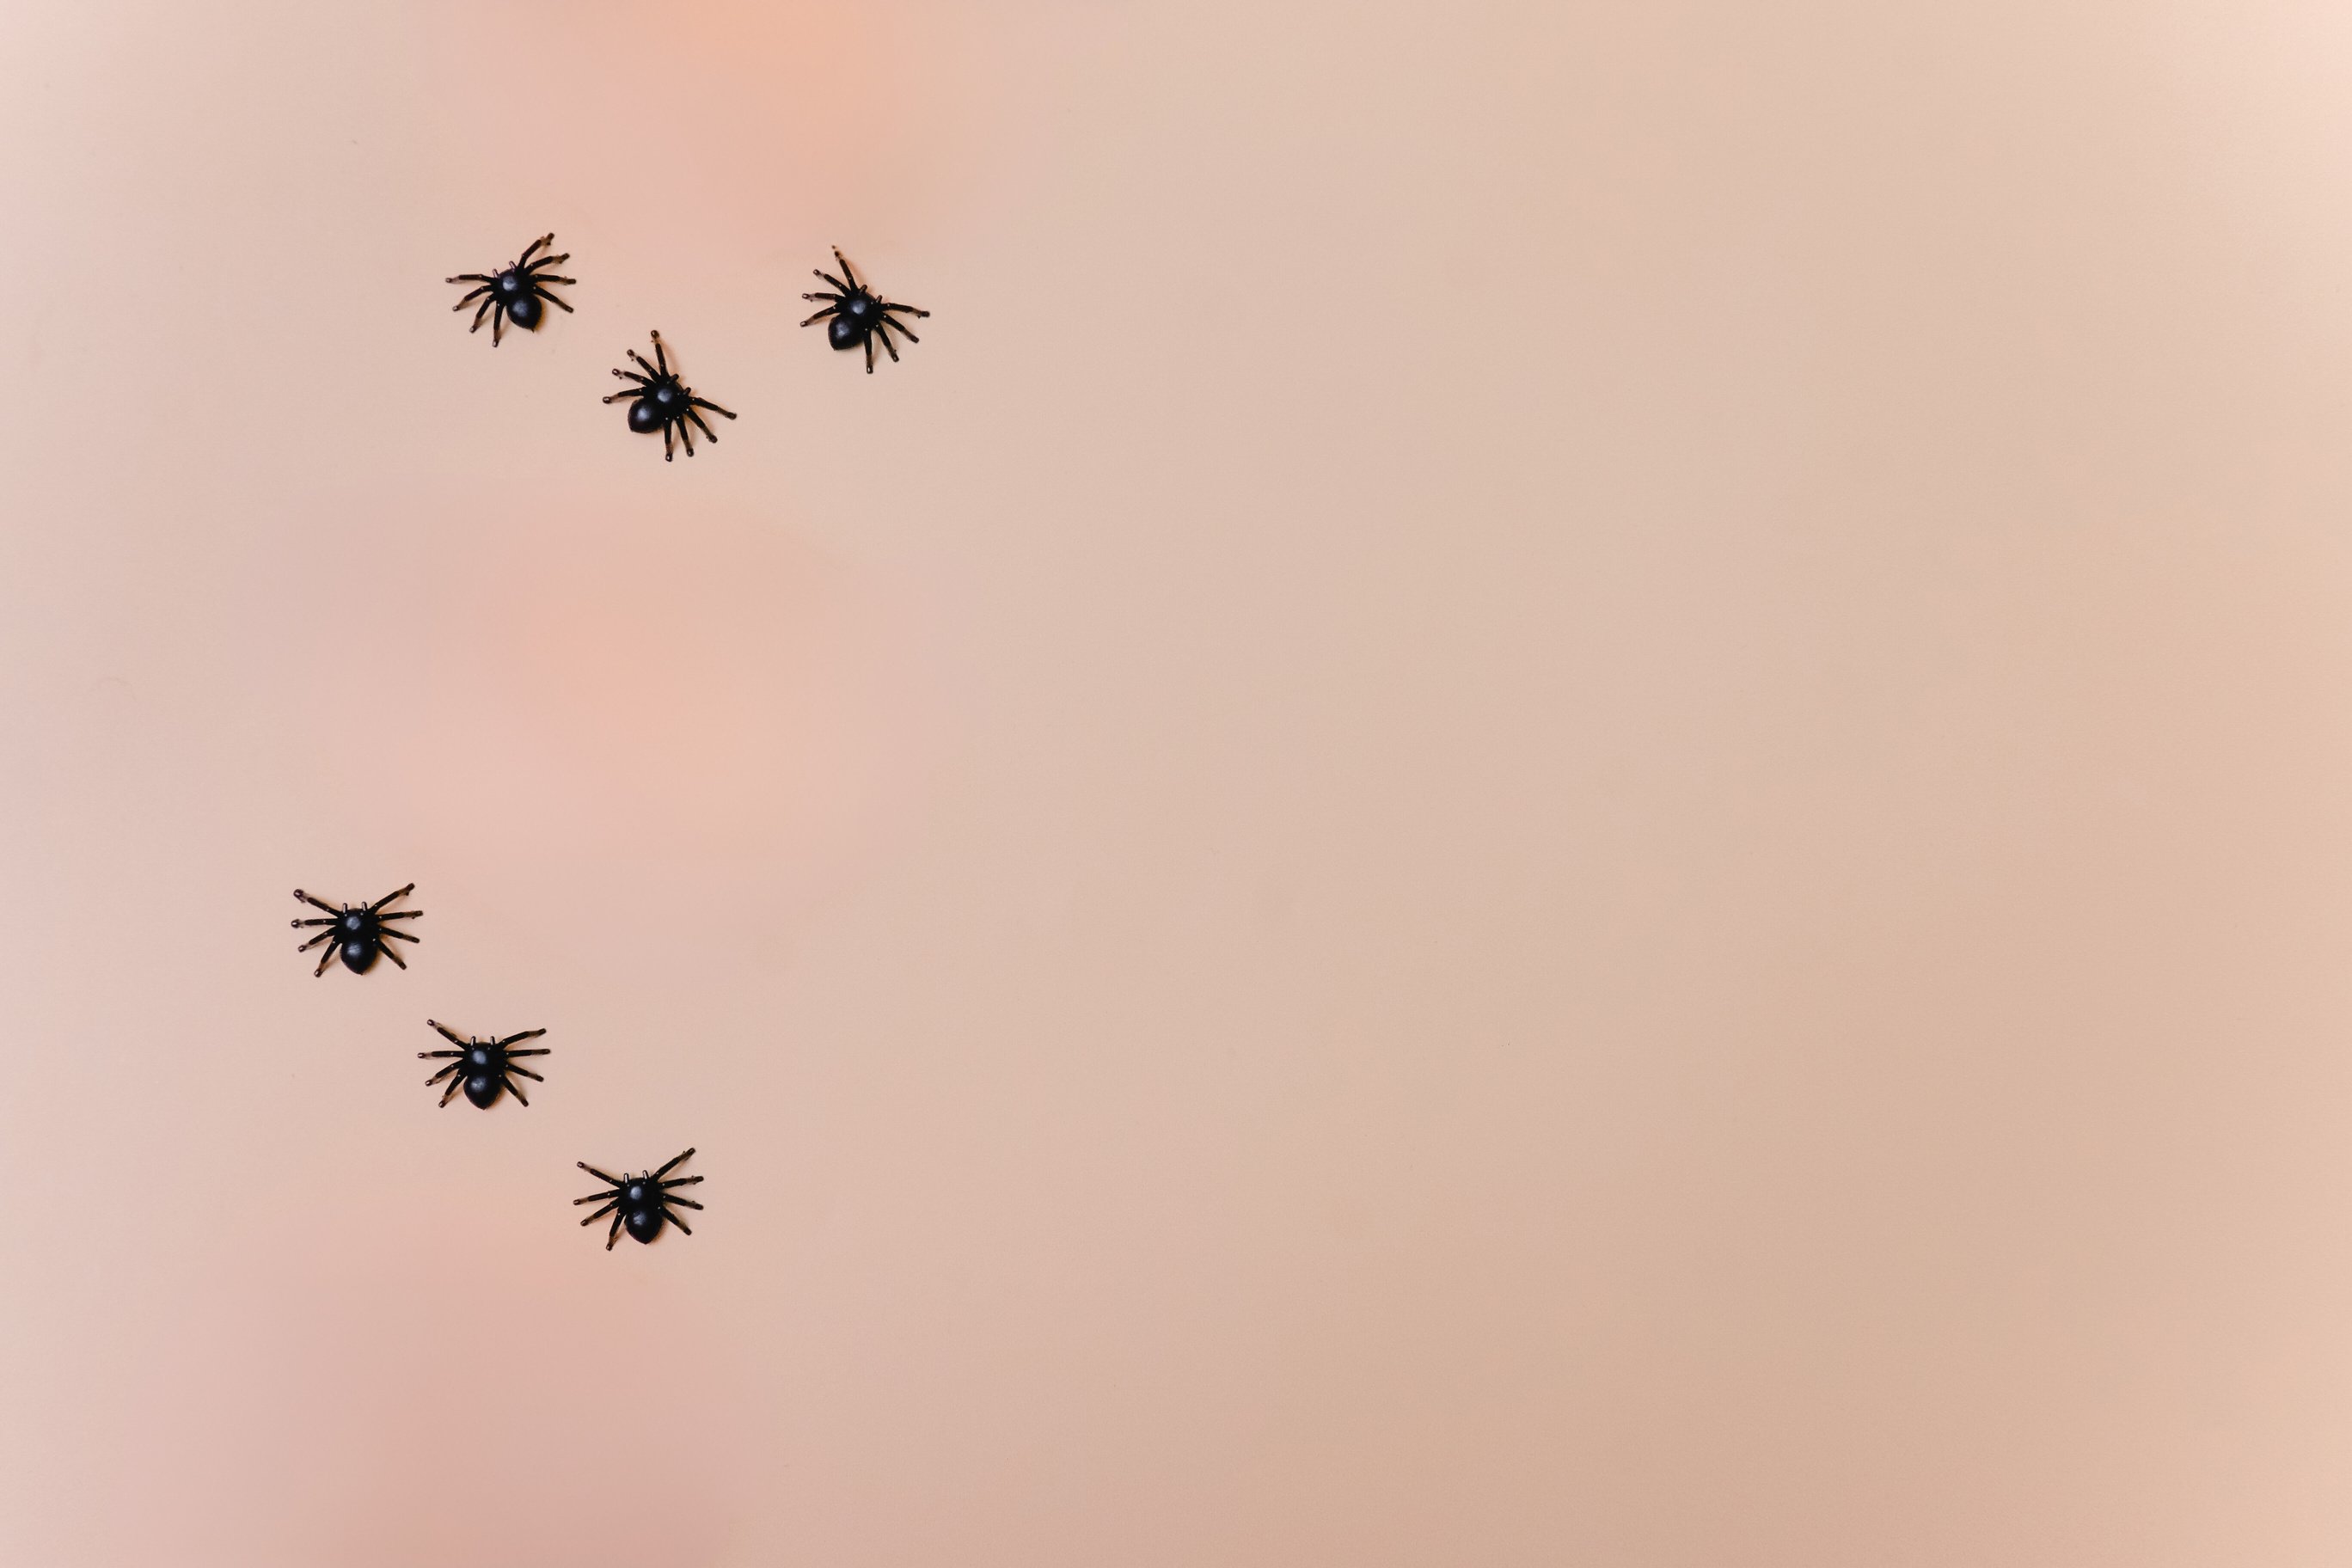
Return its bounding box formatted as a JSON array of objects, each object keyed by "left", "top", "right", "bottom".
[
  {"left": 447, "top": 233, "right": 576, "bottom": 346},
  {"left": 603, "top": 330, "right": 735, "bottom": 460},
  {"left": 800, "top": 247, "right": 928, "bottom": 373},
  {"left": 420, "top": 1020, "right": 550, "bottom": 1109},
  {"left": 574, "top": 1148, "right": 704, "bottom": 1249},
  {"left": 291, "top": 884, "right": 420, "bottom": 976}
]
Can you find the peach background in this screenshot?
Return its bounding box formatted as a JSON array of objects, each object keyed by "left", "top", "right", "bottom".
[{"left": 7, "top": 0, "right": 2352, "bottom": 1563}]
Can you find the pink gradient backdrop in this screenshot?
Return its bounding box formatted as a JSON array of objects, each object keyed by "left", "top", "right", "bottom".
[{"left": 9, "top": 1, "right": 2352, "bottom": 1563}]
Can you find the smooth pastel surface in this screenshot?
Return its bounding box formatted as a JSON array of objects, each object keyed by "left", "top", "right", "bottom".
[{"left": 9, "top": 1, "right": 2352, "bottom": 1564}]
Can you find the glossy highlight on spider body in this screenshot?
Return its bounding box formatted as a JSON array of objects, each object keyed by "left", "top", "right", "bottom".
[
  {"left": 575, "top": 1148, "right": 704, "bottom": 1248},
  {"left": 447, "top": 233, "right": 576, "bottom": 346},
  {"left": 604, "top": 330, "right": 735, "bottom": 460},
  {"left": 801, "top": 247, "right": 928, "bottom": 373},
  {"left": 420, "top": 1020, "right": 550, "bottom": 1109},
  {"left": 291, "top": 884, "right": 421, "bottom": 976}
]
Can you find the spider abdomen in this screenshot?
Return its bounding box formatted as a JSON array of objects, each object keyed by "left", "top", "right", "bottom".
[
  {"left": 505, "top": 291, "right": 543, "bottom": 330},
  {"left": 624, "top": 1206, "right": 666, "bottom": 1244},
  {"left": 828, "top": 313, "right": 866, "bottom": 350}
]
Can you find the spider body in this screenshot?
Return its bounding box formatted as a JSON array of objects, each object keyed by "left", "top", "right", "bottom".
[
  {"left": 447, "top": 233, "right": 575, "bottom": 346},
  {"left": 575, "top": 1148, "right": 705, "bottom": 1248},
  {"left": 291, "top": 884, "right": 420, "bottom": 975},
  {"left": 421, "top": 1020, "right": 550, "bottom": 1109},
  {"left": 800, "top": 247, "right": 928, "bottom": 373},
  {"left": 604, "top": 331, "right": 735, "bottom": 460}
]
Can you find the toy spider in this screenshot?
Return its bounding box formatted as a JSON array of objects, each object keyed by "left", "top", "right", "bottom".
[
  {"left": 800, "top": 247, "right": 929, "bottom": 372},
  {"left": 574, "top": 1148, "right": 704, "bottom": 1248},
  {"left": 603, "top": 331, "right": 735, "bottom": 460},
  {"left": 291, "top": 884, "right": 420, "bottom": 976},
  {"left": 420, "top": 1020, "right": 550, "bottom": 1109},
  {"left": 447, "top": 233, "right": 576, "bottom": 346}
]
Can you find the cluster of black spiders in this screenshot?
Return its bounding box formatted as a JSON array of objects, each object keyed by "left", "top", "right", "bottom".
[
  {"left": 446, "top": 233, "right": 930, "bottom": 462},
  {"left": 280, "top": 231, "right": 941, "bottom": 1245},
  {"left": 294, "top": 883, "right": 702, "bottom": 1250}
]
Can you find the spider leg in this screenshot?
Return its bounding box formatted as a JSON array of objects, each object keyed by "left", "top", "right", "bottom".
[
  {"left": 662, "top": 1194, "right": 705, "bottom": 1210},
  {"left": 426, "top": 1062, "right": 463, "bottom": 1087},
  {"left": 492, "top": 300, "right": 507, "bottom": 346},
  {"left": 313, "top": 941, "right": 339, "bottom": 977},
  {"left": 537, "top": 289, "right": 574, "bottom": 314},
  {"left": 505, "top": 1063, "right": 546, "bottom": 1082},
  {"left": 653, "top": 1148, "right": 697, "bottom": 1180},
  {"left": 659, "top": 1175, "right": 704, "bottom": 1188},
  {"left": 420, "top": 1049, "right": 466, "bottom": 1060},
  {"left": 450, "top": 285, "right": 491, "bottom": 310},
  {"left": 293, "top": 890, "right": 344, "bottom": 916},
  {"left": 627, "top": 349, "right": 661, "bottom": 377},
  {"left": 447, "top": 273, "right": 493, "bottom": 284},
  {"left": 428, "top": 1019, "right": 469, "bottom": 1046},
  {"left": 687, "top": 396, "right": 735, "bottom": 419},
  {"left": 470, "top": 297, "right": 493, "bottom": 333},
  {"left": 650, "top": 332, "right": 670, "bottom": 376},
  {"left": 438, "top": 1071, "right": 467, "bottom": 1106},
  {"left": 685, "top": 408, "right": 717, "bottom": 444},
  {"left": 799, "top": 304, "right": 839, "bottom": 327},
  {"left": 292, "top": 916, "right": 339, "bottom": 927},
  {"left": 371, "top": 884, "right": 416, "bottom": 911},
  {"left": 495, "top": 1029, "right": 547, "bottom": 1047},
  {"left": 662, "top": 421, "right": 675, "bottom": 461},
  {"left": 380, "top": 910, "right": 422, "bottom": 922},
  {"left": 524, "top": 250, "right": 570, "bottom": 272},
  {"left": 879, "top": 311, "right": 922, "bottom": 343},
  {"left": 516, "top": 233, "right": 552, "bottom": 269},
  {"left": 830, "top": 247, "right": 861, "bottom": 288},
  {"left": 803, "top": 290, "right": 844, "bottom": 303},
  {"left": 881, "top": 299, "right": 931, "bottom": 320},
  {"left": 579, "top": 1198, "right": 617, "bottom": 1224},
  {"left": 658, "top": 1207, "right": 694, "bottom": 1237},
  {"left": 578, "top": 1162, "right": 625, "bottom": 1187},
  {"left": 500, "top": 1075, "right": 530, "bottom": 1107},
  {"left": 606, "top": 1211, "right": 624, "bottom": 1249},
  {"left": 531, "top": 271, "right": 577, "bottom": 285},
  {"left": 603, "top": 389, "right": 640, "bottom": 405},
  {"left": 297, "top": 930, "right": 334, "bottom": 953},
  {"left": 381, "top": 926, "right": 420, "bottom": 944},
  {"left": 875, "top": 320, "right": 901, "bottom": 363},
  {"left": 377, "top": 938, "right": 409, "bottom": 971},
  {"left": 864, "top": 333, "right": 875, "bottom": 373},
  {"left": 505, "top": 1047, "right": 552, "bottom": 1058},
  {"left": 814, "top": 268, "right": 850, "bottom": 293},
  {"left": 612, "top": 367, "right": 650, "bottom": 385}
]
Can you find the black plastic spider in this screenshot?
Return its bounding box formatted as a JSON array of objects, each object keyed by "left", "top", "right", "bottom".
[
  {"left": 801, "top": 247, "right": 929, "bottom": 373},
  {"left": 574, "top": 1148, "right": 705, "bottom": 1249},
  {"left": 291, "top": 884, "right": 421, "bottom": 976},
  {"left": 447, "top": 233, "right": 576, "bottom": 346},
  {"left": 421, "top": 1020, "right": 550, "bottom": 1109},
  {"left": 603, "top": 331, "right": 735, "bottom": 460}
]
